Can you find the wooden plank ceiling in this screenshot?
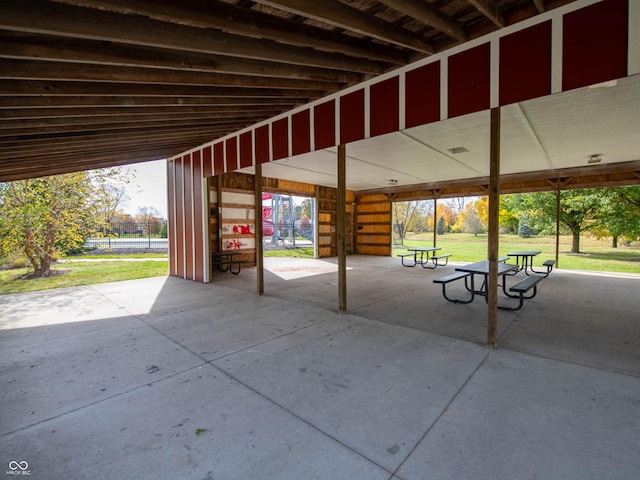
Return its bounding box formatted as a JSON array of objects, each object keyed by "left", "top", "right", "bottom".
[{"left": 0, "top": 0, "right": 574, "bottom": 181}]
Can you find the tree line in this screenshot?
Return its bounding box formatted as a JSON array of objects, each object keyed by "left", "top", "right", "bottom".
[{"left": 394, "top": 186, "right": 640, "bottom": 253}]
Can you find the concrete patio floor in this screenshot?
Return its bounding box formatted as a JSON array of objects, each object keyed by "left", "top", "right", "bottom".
[{"left": 1, "top": 255, "right": 639, "bottom": 479}]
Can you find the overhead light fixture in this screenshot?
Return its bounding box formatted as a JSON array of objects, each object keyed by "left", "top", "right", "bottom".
[
  {"left": 447, "top": 146, "right": 469, "bottom": 154},
  {"left": 588, "top": 154, "right": 602, "bottom": 164}
]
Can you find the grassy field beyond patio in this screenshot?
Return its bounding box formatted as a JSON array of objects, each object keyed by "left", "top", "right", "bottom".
[
  {"left": 396, "top": 233, "right": 640, "bottom": 274},
  {"left": 0, "top": 258, "right": 168, "bottom": 295}
]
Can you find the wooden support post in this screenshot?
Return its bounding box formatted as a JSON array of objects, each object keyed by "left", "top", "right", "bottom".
[
  {"left": 487, "top": 107, "right": 501, "bottom": 348},
  {"left": 337, "top": 143, "right": 347, "bottom": 312},
  {"left": 433, "top": 197, "right": 437, "bottom": 248},
  {"left": 255, "top": 163, "right": 264, "bottom": 295},
  {"left": 216, "top": 174, "right": 223, "bottom": 253},
  {"left": 555, "top": 187, "right": 561, "bottom": 267}
]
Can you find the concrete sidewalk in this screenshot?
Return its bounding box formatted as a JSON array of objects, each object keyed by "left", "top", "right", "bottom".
[{"left": 1, "top": 256, "right": 639, "bottom": 479}]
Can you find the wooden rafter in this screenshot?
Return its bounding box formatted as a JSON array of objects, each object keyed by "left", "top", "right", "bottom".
[
  {"left": 377, "top": 0, "right": 467, "bottom": 42},
  {"left": 252, "top": 0, "right": 435, "bottom": 53}
]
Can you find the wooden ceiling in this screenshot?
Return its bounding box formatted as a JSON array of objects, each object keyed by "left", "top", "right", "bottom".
[{"left": 0, "top": 0, "right": 577, "bottom": 181}]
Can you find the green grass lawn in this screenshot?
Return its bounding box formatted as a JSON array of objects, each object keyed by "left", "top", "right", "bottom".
[
  {"left": 0, "top": 259, "right": 168, "bottom": 295},
  {"left": 2, "top": 234, "right": 638, "bottom": 295},
  {"left": 395, "top": 233, "right": 640, "bottom": 274}
]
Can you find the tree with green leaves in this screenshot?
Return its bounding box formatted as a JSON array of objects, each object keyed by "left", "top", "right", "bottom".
[
  {"left": 0, "top": 167, "right": 134, "bottom": 278},
  {"left": 519, "top": 189, "right": 617, "bottom": 253},
  {"left": 593, "top": 186, "right": 640, "bottom": 247}
]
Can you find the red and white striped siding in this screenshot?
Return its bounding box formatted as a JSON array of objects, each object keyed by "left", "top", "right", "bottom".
[
  {"left": 167, "top": 152, "right": 209, "bottom": 282},
  {"left": 167, "top": 0, "right": 639, "bottom": 281}
]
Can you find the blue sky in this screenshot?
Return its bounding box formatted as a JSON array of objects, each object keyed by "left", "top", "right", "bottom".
[{"left": 124, "top": 159, "right": 168, "bottom": 218}]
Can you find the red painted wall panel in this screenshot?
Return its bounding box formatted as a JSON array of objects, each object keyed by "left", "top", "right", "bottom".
[
  {"left": 167, "top": 161, "right": 176, "bottom": 276},
  {"left": 192, "top": 152, "right": 204, "bottom": 282},
  {"left": 405, "top": 62, "right": 440, "bottom": 128},
  {"left": 174, "top": 158, "right": 185, "bottom": 278},
  {"left": 213, "top": 142, "right": 224, "bottom": 175},
  {"left": 314, "top": 100, "right": 336, "bottom": 150},
  {"left": 239, "top": 131, "right": 253, "bottom": 168},
  {"left": 340, "top": 89, "right": 365, "bottom": 144},
  {"left": 563, "top": 0, "right": 628, "bottom": 91},
  {"left": 448, "top": 43, "right": 490, "bottom": 118},
  {"left": 500, "top": 21, "right": 552, "bottom": 106},
  {"left": 255, "top": 125, "right": 270, "bottom": 164},
  {"left": 202, "top": 146, "right": 213, "bottom": 177},
  {"left": 292, "top": 109, "right": 311, "bottom": 155},
  {"left": 272, "top": 118, "right": 289, "bottom": 160},
  {"left": 225, "top": 137, "right": 238, "bottom": 172},
  {"left": 183, "top": 155, "right": 194, "bottom": 280},
  {"left": 370, "top": 76, "right": 399, "bottom": 137}
]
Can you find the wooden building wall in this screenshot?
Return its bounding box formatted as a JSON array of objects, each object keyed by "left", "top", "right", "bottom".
[
  {"left": 355, "top": 194, "right": 392, "bottom": 256},
  {"left": 207, "top": 173, "right": 257, "bottom": 271}
]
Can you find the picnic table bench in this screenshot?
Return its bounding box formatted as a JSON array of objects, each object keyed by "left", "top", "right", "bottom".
[
  {"left": 543, "top": 259, "right": 556, "bottom": 277},
  {"left": 433, "top": 260, "right": 546, "bottom": 311},
  {"left": 212, "top": 251, "right": 247, "bottom": 274},
  {"left": 501, "top": 275, "right": 544, "bottom": 311},
  {"left": 398, "top": 247, "right": 451, "bottom": 269},
  {"left": 433, "top": 271, "right": 472, "bottom": 303}
]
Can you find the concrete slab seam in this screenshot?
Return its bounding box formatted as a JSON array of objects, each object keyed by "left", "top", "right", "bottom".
[
  {"left": 390, "top": 351, "right": 491, "bottom": 478},
  {"left": 204, "top": 360, "right": 396, "bottom": 477},
  {"left": 1, "top": 360, "right": 210, "bottom": 437}
]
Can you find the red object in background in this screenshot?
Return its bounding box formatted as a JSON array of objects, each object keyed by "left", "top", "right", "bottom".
[{"left": 263, "top": 219, "right": 274, "bottom": 236}]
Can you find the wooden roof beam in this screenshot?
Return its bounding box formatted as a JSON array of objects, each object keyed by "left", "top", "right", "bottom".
[
  {"left": 0, "top": 35, "right": 363, "bottom": 84},
  {"left": 0, "top": 59, "right": 341, "bottom": 91},
  {"left": 465, "top": 0, "right": 505, "bottom": 28},
  {"left": 0, "top": 105, "right": 288, "bottom": 120},
  {"left": 533, "top": 0, "right": 546, "bottom": 14},
  {"left": 0, "top": 96, "right": 299, "bottom": 109},
  {"left": 377, "top": 0, "right": 467, "bottom": 42},
  {"left": 0, "top": 80, "right": 326, "bottom": 99},
  {"left": 252, "top": 0, "right": 435, "bottom": 54},
  {"left": 0, "top": 0, "right": 385, "bottom": 74},
  {"left": 50, "top": 0, "right": 406, "bottom": 65}
]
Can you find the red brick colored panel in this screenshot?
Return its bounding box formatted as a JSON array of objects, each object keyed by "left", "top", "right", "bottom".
[
  {"left": 405, "top": 61, "right": 440, "bottom": 128},
  {"left": 202, "top": 146, "right": 213, "bottom": 177},
  {"left": 448, "top": 43, "right": 490, "bottom": 118},
  {"left": 314, "top": 100, "right": 336, "bottom": 150},
  {"left": 370, "top": 76, "right": 399, "bottom": 137},
  {"left": 167, "top": 161, "right": 176, "bottom": 276},
  {"left": 563, "top": 0, "right": 628, "bottom": 91},
  {"left": 500, "top": 21, "right": 552, "bottom": 106},
  {"left": 225, "top": 136, "right": 238, "bottom": 171},
  {"left": 255, "top": 125, "right": 270, "bottom": 164},
  {"left": 340, "top": 89, "right": 365, "bottom": 143},
  {"left": 183, "top": 155, "right": 194, "bottom": 280},
  {"left": 239, "top": 131, "right": 253, "bottom": 168},
  {"left": 192, "top": 152, "right": 204, "bottom": 282},
  {"left": 213, "top": 142, "right": 224, "bottom": 175},
  {"left": 174, "top": 158, "right": 184, "bottom": 278},
  {"left": 292, "top": 109, "right": 311, "bottom": 156},
  {"left": 272, "top": 118, "right": 289, "bottom": 160}
]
